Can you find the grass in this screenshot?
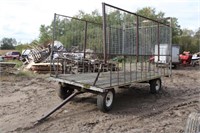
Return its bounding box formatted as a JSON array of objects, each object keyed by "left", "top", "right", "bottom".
[
  {"left": 0, "top": 70, "right": 37, "bottom": 82},
  {"left": 16, "top": 71, "right": 33, "bottom": 77},
  {"left": 6, "top": 59, "right": 23, "bottom": 68}
]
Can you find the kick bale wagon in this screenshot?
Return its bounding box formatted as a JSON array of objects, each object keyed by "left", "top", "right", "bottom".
[{"left": 38, "top": 3, "right": 172, "bottom": 122}]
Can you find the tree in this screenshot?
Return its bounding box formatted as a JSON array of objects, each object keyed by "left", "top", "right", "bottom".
[
  {"left": 136, "top": 7, "right": 165, "bottom": 19},
  {"left": 38, "top": 7, "right": 183, "bottom": 53},
  {"left": 39, "top": 25, "right": 51, "bottom": 44},
  {"left": 0, "top": 38, "right": 16, "bottom": 50},
  {"left": 176, "top": 28, "right": 200, "bottom": 53},
  {"left": 136, "top": 7, "right": 181, "bottom": 44},
  {"left": 194, "top": 27, "right": 200, "bottom": 38}
]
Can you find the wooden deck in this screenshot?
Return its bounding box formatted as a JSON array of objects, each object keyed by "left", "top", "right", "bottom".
[{"left": 53, "top": 70, "right": 165, "bottom": 89}]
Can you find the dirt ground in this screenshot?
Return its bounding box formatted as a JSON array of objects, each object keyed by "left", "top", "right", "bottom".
[{"left": 0, "top": 66, "right": 199, "bottom": 133}]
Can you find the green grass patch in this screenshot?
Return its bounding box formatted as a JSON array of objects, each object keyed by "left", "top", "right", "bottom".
[
  {"left": 6, "top": 60, "right": 23, "bottom": 68},
  {"left": 16, "top": 70, "right": 37, "bottom": 77}
]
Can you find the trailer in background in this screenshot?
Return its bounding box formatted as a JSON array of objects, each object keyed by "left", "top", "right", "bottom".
[
  {"left": 171, "top": 45, "right": 180, "bottom": 68},
  {"left": 154, "top": 44, "right": 180, "bottom": 68}
]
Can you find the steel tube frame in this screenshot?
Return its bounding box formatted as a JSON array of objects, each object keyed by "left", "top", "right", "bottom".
[
  {"left": 50, "top": 13, "right": 57, "bottom": 77},
  {"left": 102, "top": 2, "right": 107, "bottom": 63},
  {"left": 83, "top": 21, "right": 88, "bottom": 58},
  {"left": 103, "top": 3, "right": 170, "bottom": 27}
]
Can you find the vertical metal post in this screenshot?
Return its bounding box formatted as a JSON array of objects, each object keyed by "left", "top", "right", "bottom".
[
  {"left": 122, "top": 24, "right": 125, "bottom": 54},
  {"left": 169, "top": 18, "right": 172, "bottom": 77},
  {"left": 136, "top": 16, "right": 139, "bottom": 81},
  {"left": 117, "top": 62, "right": 119, "bottom": 86},
  {"left": 130, "top": 56, "right": 132, "bottom": 82},
  {"left": 108, "top": 27, "right": 112, "bottom": 86},
  {"left": 83, "top": 21, "right": 88, "bottom": 59},
  {"left": 124, "top": 56, "right": 126, "bottom": 84},
  {"left": 157, "top": 23, "right": 160, "bottom": 61},
  {"left": 50, "top": 13, "right": 57, "bottom": 77},
  {"left": 136, "top": 16, "right": 139, "bottom": 62},
  {"left": 102, "top": 3, "right": 107, "bottom": 63},
  {"left": 108, "top": 27, "right": 111, "bottom": 60},
  {"left": 64, "top": 60, "right": 66, "bottom": 74},
  {"left": 110, "top": 63, "right": 112, "bottom": 87}
]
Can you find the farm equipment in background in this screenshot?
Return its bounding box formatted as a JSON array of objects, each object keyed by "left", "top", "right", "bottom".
[
  {"left": 179, "top": 51, "right": 192, "bottom": 66},
  {"left": 191, "top": 52, "right": 200, "bottom": 67}
]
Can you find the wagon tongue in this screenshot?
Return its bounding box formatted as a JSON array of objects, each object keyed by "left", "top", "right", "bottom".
[{"left": 37, "top": 91, "right": 83, "bottom": 123}]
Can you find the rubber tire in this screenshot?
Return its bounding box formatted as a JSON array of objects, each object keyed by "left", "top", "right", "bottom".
[
  {"left": 97, "top": 89, "right": 115, "bottom": 112},
  {"left": 185, "top": 112, "right": 200, "bottom": 133},
  {"left": 192, "top": 61, "right": 196, "bottom": 67},
  {"left": 58, "top": 83, "right": 74, "bottom": 100},
  {"left": 173, "top": 64, "right": 177, "bottom": 69},
  {"left": 149, "top": 78, "right": 161, "bottom": 94}
]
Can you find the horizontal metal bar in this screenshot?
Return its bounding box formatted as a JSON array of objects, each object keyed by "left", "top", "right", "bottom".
[
  {"left": 53, "top": 51, "right": 103, "bottom": 54},
  {"left": 55, "top": 13, "right": 102, "bottom": 26},
  {"left": 107, "top": 53, "right": 171, "bottom": 56},
  {"left": 103, "top": 3, "right": 170, "bottom": 27}
]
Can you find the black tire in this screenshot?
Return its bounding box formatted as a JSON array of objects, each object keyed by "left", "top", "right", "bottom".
[
  {"left": 149, "top": 78, "right": 161, "bottom": 94},
  {"left": 58, "top": 83, "right": 74, "bottom": 100},
  {"left": 185, "top": 112, "right": 200, "bottom": 133},
  {"left": 173, "top": 64, "right": 177, "bottom": 69},
  {"left": 192, "top": 61, "right": 196, "bottom": 67},
  {"left": 97, "top": 88, "right": 115, "bottom": 112}
]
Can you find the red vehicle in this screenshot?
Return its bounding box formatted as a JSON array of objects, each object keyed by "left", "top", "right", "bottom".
[
  {"left": 179, "top": 51, "right": 192, "bottom": 65},
  {"left": 2, "top": 51, "right": 21, "bottom": 60}
]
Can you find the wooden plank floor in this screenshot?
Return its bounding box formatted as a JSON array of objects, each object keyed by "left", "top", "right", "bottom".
[{"left": 57, "top": 70, "right": 164, "bottom": 88}]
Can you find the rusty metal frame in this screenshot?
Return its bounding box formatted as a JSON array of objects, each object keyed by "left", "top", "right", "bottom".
[{"left": 50, "top": 3, "right": 172, "bottom": 92}]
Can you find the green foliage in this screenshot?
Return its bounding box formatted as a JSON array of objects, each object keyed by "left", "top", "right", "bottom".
[
  {"left": 136, "top": 8, "right": 181, "bottom": 44},
  {"left": 195, "top": 27, "right": 200, "bottom": 38},
  {"left": 7, "top": 60, "right": 23, "bottom": 68},
  {"left": 136, "top": 7, "right": 165, "bottom": 19},
  {"left": 39, "top": 25, "right": 52, "bottom": 44},
  {"left": 16, "top": 71, "right": 31, "bottom": 77},
  {"left": 175, "top": 28, "right": 200, "bottom": 53},
  {"left": 0, "top": 38, "right": 16, "bottom": 49},
  {"left": 36, "top": 7, "right": 198, "bottom": 55},
  {"left": 15, "top": 44, "right": 30, "bottom": 53}
]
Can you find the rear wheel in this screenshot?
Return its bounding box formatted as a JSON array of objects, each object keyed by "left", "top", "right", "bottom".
[
  {"left": 149, "top": 78, "right": 161, "bottom": 94},
  {"left": 97, "top": 88, "right": 115, "bottom": 112},
  {"left": 58, "top": 83, "right": 74, "bottom": 100}
]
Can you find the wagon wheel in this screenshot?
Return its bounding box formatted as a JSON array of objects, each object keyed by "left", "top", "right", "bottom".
[
  {"left": 58, "top": 83, "right": 74, "bottom": 100},
  {"left": 97, "top": 88, "right": 115, "bottom": 112},
  {"left": 149, "top": 78, "right": 162, "bottom": 94},
  {"left": 185, "top": 112, "right": 200, "bottom": 133}
]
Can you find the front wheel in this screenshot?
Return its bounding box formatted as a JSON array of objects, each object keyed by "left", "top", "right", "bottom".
[
  {"left": 97, "top": 88, "right": 115, "bottom": 112},
  {"left": 149, "top": 78, "right": 162, "bottom": 94},
  {"left": 58, "top": 83, "right": 74, "bottom": 100}
]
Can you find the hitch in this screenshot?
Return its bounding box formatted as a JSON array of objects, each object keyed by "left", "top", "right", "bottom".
[{"left": 37, "top": 91, "right": 83, "bottom": 123}]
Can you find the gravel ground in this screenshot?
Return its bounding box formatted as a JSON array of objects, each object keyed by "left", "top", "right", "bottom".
[{"left": 0, "top": 66, "right": 199, "bottom": 133}]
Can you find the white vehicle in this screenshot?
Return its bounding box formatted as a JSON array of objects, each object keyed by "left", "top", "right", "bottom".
[
  {"left": 191, "top": 52, "right": 200, "bottom": 66},
  {"left": 154, "top": 44, "right": 180, "bottom": 68},
  {"left": 171, "top": 45, "right": 180, "bottom": 68}
]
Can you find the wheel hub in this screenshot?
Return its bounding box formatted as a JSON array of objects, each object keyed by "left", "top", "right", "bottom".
[
  {"left": 155, "top": 80, "right": 160, "bottom": 91},
  {"left": 105, "top": 91, "right": 113, "bottom": 107}
]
